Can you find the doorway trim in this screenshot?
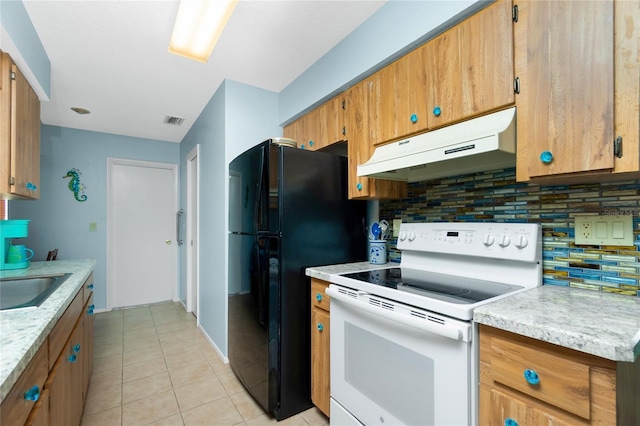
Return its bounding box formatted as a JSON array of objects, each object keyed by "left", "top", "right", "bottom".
[
  {"left": 186, "top": 145, "right": 200, "bottom": 318},
  {"left": 106, "top": 157, "right": 179, "bottom": 310}
]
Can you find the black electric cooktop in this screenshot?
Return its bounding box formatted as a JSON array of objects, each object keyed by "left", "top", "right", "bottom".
[{"left": 341, "top": 267, "right": 524, "bottom": 305}]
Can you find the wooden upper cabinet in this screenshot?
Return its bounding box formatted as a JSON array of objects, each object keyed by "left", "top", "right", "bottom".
[
  {"left": 282, "top": 94, "right": 346, "bottom": 151},
  {"left": 425, "top": 0, "right": 515, "bottom": 129},
  {"left": 372, "top": 45, "right": 429, "bottom": 144},
  {"left": 346, "top": 79, "right": 407, "bottom": 200},
  {"left": 514, "top": 0, "right": 616, "bottom": 181},
  {"left": 0, "top": 51, "right": 41, "bottom": 199}
]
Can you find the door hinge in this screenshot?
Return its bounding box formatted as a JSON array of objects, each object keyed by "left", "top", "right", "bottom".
[
  {"left": 513, "top": 77, "right": 520, "bottom": 94},
  {"left": 614, "top": 136, "right": 623, "bottom": 158},
  {"left": 9, "top": 176, "right": 15, "bottom": 185},
  {"left": 342, "top": 99, "right": 346, "bottom": 110},
  {"left": 10, "top": 71, "right": 16, "bottom": 81},
  {"left": 342, "top": 126, "right": 346, "bottom": 136},
  {"left": 512, "top": 5, "right": 519, "bottom": 23}
]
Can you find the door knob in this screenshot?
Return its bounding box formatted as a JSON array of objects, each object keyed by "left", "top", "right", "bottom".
[{"left": 166, "top": 240, "right": 172, "bottom": 245}]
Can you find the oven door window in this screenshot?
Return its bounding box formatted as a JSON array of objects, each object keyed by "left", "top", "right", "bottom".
[{"left": 331, "top": 297, "right": 471, "bottom": 426}]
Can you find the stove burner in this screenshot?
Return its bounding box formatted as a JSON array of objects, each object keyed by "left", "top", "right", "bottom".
[{"left": 341, "top": 267, "right": 523, "bottom": 305}]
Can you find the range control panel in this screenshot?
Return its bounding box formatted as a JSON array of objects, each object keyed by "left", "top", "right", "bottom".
[{"left": 397, "top": 222, "right": 541, "bottom": 262}]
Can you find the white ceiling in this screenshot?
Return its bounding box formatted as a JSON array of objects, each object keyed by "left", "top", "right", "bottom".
[{"left": 22, "top": 0, "right": 386, "bottom": 143}]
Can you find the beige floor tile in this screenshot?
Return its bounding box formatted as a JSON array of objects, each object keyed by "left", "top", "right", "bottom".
[
  {"left": 124, "top": 335, "right": 161, "bottom": 353},
  {"left": 124, "top": 325, "right": 158, "bottom": 340},
  {"left": 157, "top": 329, "right": 202, "bottom": 344},
  {"left": 123, "top": 306, "right": 152, "bottom": 316},
  {"left": 152, "top": 312, "right": 183, "bottom": 325},
  {"left": 156, "top": 320, "right": 195, "bottom": 335},
  {"left": 123, "top": 345, "right": 164, "bottom": 366},
  {"left": 169, "top": 362, "right": 216, "bottom": 388},
  {"left": 95, "top": 310, "right": 124, "bottom": 321},
  {"left": 88, "top": 367, "right": 123, "bottom": 391},
  {"left": 122, "top": 389, "right": 180, "bottom": 426},
  {"left": 81, "top": 405, "right": 122, "bottom": 426},
  {"left": 148, "top": 413, "right": 185, "bottom": 425},
  {"left": 174, "top": 376, "right": 228, "bottom": 411},
  {"left": 230, "top": 391, "right": 265, "bottom": 421},
  {"left": 218, "top": 371, "right": 246, "bottom": 395},
  {"left": 94, "top": 321, "right": 124, "bottom": 335},
  {"left": 181, "top": 397, "right": 243, "bottom": 426},
  {"left": 123, "top": 371, "right": 173, "bottom": 403},
  {"left": 93, "top": 332, "right": 124, "bottom": 347},
  {"left": 299, "top": 407, "right": 329, "bottom": 426},
  {"left": 93, "top": 353, "right": 123, "bottom": 373},
  {"left": 123, "top": 356, "right": 168, "bottom": 382},
  {"left": 123, "top": 317, "right": 156, "bottom": 331},
  {"left": 92, "top": 342, "right": 123, "bottom": 360},
  {"left": 276, "top": 414, "right": 312, "bottom": 426},
  {"left": 244, "top": 413, "right": 278, "bottom": 425},
  {"left": 84, "top": 382, "right": 122, "bottom": 416},
  {"left": 164, "top": 349, "right": 208, "bottom": 371}
]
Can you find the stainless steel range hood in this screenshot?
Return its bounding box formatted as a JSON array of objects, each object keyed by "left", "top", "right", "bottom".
[{"left": 357, "top": 107, "right": 516, "bottom": 182}]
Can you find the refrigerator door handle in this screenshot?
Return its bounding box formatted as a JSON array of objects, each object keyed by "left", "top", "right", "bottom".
[{"left": 254, "top": 145, "right": 266, "bottom": 233}]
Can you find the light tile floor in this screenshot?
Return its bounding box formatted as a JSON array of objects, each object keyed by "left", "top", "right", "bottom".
[{"left": 81, "top": 302, "right": 329, "bottom": 426}]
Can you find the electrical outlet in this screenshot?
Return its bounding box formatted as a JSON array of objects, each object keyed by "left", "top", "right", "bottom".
[
  {"left": 574, "top": 214, "right": 633, "bottom": 246},
  {"left": 393, "top": 219, "right": 402, "bottom": 237}
]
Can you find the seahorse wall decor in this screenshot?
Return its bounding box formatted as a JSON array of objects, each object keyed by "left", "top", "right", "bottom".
[{"left": 64, "top": 168, "right": 88, "bottom": 202}]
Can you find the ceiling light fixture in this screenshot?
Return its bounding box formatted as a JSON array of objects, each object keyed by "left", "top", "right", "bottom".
[
  {"left": 168, "top": 0, "right": 238, "bottom": 63},
  {"left": 71, "top": 107, "right": 91, "bottom": 115}
]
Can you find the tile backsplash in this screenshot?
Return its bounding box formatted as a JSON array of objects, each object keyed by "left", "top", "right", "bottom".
[{"left": 379, "top": 167, "right": 640, "bottom": 297}]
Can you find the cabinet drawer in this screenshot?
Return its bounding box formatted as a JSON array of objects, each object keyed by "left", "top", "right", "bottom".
[
  {"left": 489, "top": 332, "right": 591, "bottom": 419},
  {"left": 83, "top": 272, "right": 94, "bottom": 304},
  {"left": 48, "top": 288, "right": 83, "bottom": 370},
  {"left": 0, "top": 341, "right": 48, "bottom": 426},
  {"left": 311, "top": 279, "right": 330, "bottom": 311}
]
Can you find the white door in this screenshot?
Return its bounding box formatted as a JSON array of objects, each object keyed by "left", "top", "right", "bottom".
[
  {"left": 107, "top": 158, "right": 178, "bottom": 309},
  {"left": 186, "top": 146, "right": 199, "bottom": 316}
]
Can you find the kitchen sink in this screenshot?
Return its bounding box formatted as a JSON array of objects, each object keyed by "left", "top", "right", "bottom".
[{"left": 0, "top": 273, "right": 72, "bottom": 310}]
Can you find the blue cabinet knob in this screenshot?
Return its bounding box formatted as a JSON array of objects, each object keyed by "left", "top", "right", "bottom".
[
  {"left": 24, "top": 385, "right": 40, "bottom": 401},
  {"left": 309, "top": 140, "right": 314, "bottom": 147},
  {"left": 504, "top": 418, "right": 518, "bottom": 426},
  {"left": 524, "top": 368, "right": 540, "bottom": 385},
  {"left": 300, "top": 144, "right": 305, "bottom": 149},
  {"left": 356, "top": 183, "right": 363, "bottom": 191},
  {"left": 317, "top": 323, "right": 324, "bottom": 331},
  {"left": 433, "top": 106, "right": 441, "bottom": 117},
  {"left": 540, "top": 151, "right": 553, "bottom": 164},
  {"left": 410, "top": 114, "right": 418, "bottom": 123},
  {"left": 26, "top": 182, "right": 37, "bottom": 191},
  {"left": 88, "top": 284, "right": 94, "bottom": 290},
  {"left": 68, "top": 353, "right": 77, "bottom": 363},
  {"left": 316, "top": 293, "right": 323, "bottom": 302},
  {"left": 73, "top": 344, "right": 81, "bottom": 353}
]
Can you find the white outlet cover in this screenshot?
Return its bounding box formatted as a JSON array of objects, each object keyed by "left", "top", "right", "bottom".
[{"left": 574, "top": 214, "right": 634, "bottom": 246}]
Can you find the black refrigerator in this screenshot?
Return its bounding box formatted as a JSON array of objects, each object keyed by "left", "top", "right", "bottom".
[{"left": 228, "top": 138, "right": 367, "bottom": 420}]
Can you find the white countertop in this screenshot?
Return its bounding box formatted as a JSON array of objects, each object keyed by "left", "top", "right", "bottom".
[
  {"left": 473, "top": 285, "right": 640, "bottom": 362},
  {"left": 0, "top": 260, "right": 96, "bottom": 402},
  {"left": 306, "top": 262, "right": 640, "bottom": 363}
]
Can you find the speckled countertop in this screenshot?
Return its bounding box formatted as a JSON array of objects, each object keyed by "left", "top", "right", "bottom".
[
  {"left": 307, "top": 262, "right": 640, "bottom": 363},
  {"left": 0, "top": 260, "right": 95, "bottom": 402},
  {"left": 306, "top": 261, "right": 395, "bottom": 281},
  {"left": 474, "top": 285, "right": 640, "bottom": 362}
]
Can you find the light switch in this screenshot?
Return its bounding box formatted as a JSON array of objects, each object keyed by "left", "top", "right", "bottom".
[
  {"left": 393, "top": 219, "right": 402, "bottom": 237},
  {"left": 89, "top": 222, "right": 97, "bottom": 232},
  {"left": 574, "top": 214, "right": 633, "bottom": 246},
  {"left": 596, "top": 222, "right": 607, "bottom": 239}
]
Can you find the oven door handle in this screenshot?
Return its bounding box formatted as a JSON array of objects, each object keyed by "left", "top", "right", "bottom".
[{"left": 326, "top": 287, "right": 466, "bottom": 342}]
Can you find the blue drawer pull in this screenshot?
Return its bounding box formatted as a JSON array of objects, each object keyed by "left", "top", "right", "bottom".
[
  {"left": 73, "top": 344, "right": 81, "bottom": 353},
  {"left": 433, "top": 106, "right": 441, "bottom": 117},
  {"left": 88, "top": 284, "right": 94, "bottom": 290},
  {"left": 316, "top": 293, "right": 322, "bottom": 302},
  {"left": 68, "top": 353, "right": 77, "bottom": 363},
  {"left": 524, "top": 368, "right": 540, "bottom": 385},
  {"left": 504, "top": 418, "right": 518, "bottom": 426},
  {"left": 317, "top": 323, "right": 324, "bottom": 331},
  {"left": 410, "top": 114, "right": 418, "bottom": 123},
  {"left": 540, "top": 151, "right": 553, "bottom": 164},
  {"left": 24, "top": 385, "right": 40, "bottom": 401}
]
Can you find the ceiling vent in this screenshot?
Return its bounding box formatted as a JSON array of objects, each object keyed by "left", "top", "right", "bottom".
[{"left": 164, "top": 115, "right": 185, "bottom": 126}]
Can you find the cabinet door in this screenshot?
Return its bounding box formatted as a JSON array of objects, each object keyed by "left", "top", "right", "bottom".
[
  {"left": 373, "top": 45, "right": 429, "bottom": 143},
  {"left": 426, "top": 0, "right": 514, "bottom": 129},
  {"left": 319, "top": 95, "right": 346, "bottom": 146},
  {"left": 346, "top": 80, "right": 407, "bottom": 200},
  {"left": 48, "top": 319, "right": 84, "bottom": 426},
  {"left": 7, "top": 56, "right": 40, "bottom": 199},
  {"left": 515, "top": 0, "right": 614, "bottom": 180},
  {"left": 311, "top": 308, "right": 330, "bottom": 417},
  {"left": 24, "top": 388, "right": 49, "bottom": 426},
  {"left": 83, "top": 292, "right": 94, "bottom": 403}
]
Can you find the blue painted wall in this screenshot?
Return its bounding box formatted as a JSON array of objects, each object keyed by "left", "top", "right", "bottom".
[
  {"left": 10, "top": 126, "right": 179, "bottom": 310},
  {"left": 178, "top": 79, "right": 280, "bottom": 356},
  {"left": 0, "top": 0, "right": 50, "bottom": 98}
]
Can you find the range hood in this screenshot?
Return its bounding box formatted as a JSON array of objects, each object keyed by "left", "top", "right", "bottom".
[{"left": 357, "top": 107, "right": 516, "bottom": 182}]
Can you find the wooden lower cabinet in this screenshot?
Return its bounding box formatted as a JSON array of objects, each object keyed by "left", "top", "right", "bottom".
[
  {"left": 310, "top": 279, "right": 331, "bottom": 417},
  {"left": 479, "top": 324, "right": 640, "bottom": 425},
  {"left": 0, "top": 272, "right": 94, "bottom": 426}
]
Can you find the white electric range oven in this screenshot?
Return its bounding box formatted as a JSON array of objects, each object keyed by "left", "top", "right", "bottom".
[{"left": 326, "top": 222, "right": 542, "bottom": 426}]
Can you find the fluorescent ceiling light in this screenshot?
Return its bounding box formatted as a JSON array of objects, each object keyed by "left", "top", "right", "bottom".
[{"left": 168, "top": 0, "right": 238, "bottom": 63}]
